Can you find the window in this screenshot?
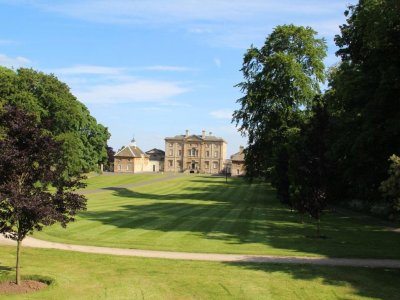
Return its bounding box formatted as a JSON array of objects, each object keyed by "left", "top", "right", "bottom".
[
  {"left": 190, "top": 148, "right": 197, "bottom": 157},
  {"left": 178, "top": 150, "right": 182, "bottom": 156},
  {"left": 118, "top": 164, "right": 121, "bottom": 171},
  {"left": 205, "top": 144, "right": 209, "bottom": 148},
  {"left": 168, "top": 160, "right": 173, "bottom": 167},
  {"left": 214, "top": 151, "right": 218, "bottom": 158},
  {"left": 213, "top": 162, "right": 218, "bottom": 169},
  {"left": 169, "top": 150, "right": 173, "bottom": 156},
  {"left": 205, "top": 161, "right": 209, "bottom": 169},
  {"left": 169, "top": 143, "right": 173, "bottom": 147},
  {"left": 127, "top": 164, "right": 132, "bottom": 171}
]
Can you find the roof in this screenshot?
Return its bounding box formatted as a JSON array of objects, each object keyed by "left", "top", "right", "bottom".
[
  {"left": 145, "top": 148, "right": 165, "bottom": 155},
  {"left": 165, "top": 134, "right": 226, "bottom": 143},
  {"left": 231, "top": 150, "right": 245, "bottom": 161},
  {"left": 114, "top": 145, "right": 148, "bottom": 158}
]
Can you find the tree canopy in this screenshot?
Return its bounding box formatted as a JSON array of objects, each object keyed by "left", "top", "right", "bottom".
[{"left": 0, "top": 67, "right": 110, "bottom": 175}]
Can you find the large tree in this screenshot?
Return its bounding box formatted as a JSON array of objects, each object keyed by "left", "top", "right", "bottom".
[
  {"left": 0, "top": 105, "right": 87, "bottom": 285},
  {"left": 0, "top": 67, "right": 110, "bottom": 176},
  {"left": 328, "top": 0, "right": 400, "bottom": 202},
  {"left": 233, "top": 24, "right": 327, "bottom": 204}
]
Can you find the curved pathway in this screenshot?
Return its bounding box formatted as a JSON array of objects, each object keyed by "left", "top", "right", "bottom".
[{"left": 1, "top": 236, "right": 400, "bottom": 268}]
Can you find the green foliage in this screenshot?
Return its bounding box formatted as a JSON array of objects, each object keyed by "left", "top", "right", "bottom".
[
  {"left": 0, "top": 105, "right": 87, "bottom": 283},
  {"left": 328, "top": 0, "right": 400, "bottom": 202},
  {"left": 289, "top": 96, "right": 330, "bottom": 234},
  {"left": 0, "top": 67, "right": 110, "bottom": 175},
  {"left": 233, "top": 24, "right": 327, "bottom": 207},
  {"left": 380, "top": 155, "right": 400, "bottom": 220}
]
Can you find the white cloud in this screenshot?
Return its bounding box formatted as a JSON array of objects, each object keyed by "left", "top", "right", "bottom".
[
  {"left": 75, "top": 80, "right": 189, "bottom": 104},
  {"left": 210, "top": 109, "right": 233, "bottom": 120},
  {"left": 0, "top": 53, "right": 31, "bottom": 68},
  {"left": 214, "top": 58, "right": 221, "bottom": 68}
]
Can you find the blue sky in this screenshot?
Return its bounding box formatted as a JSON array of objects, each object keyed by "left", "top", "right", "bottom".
[{"left": 0, "top": 0, "right": 353, "bottom": 156}]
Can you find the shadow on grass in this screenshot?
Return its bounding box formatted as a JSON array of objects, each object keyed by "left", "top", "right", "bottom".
[
  {"left": 225, "top": 262, "right": 400, "bottom": 300},
  {"left": 81, "top": 176, "right": 400, "bottom": 259}
]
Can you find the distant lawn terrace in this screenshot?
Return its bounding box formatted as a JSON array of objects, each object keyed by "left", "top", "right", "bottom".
[{"left": 34, "top": 174, "right": 400, "bottom": 259}]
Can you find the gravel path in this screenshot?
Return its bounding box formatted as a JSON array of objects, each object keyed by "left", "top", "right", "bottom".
[{"left": 1, "top": 236, "right": 400, "bottom": 268}]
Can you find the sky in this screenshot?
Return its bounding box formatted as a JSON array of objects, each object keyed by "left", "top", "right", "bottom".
[{"left": 0, "top": 0, "right": 354, "bottom": 156}]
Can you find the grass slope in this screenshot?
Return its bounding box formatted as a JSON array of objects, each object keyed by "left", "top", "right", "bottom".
[
  {"left": 80, "top": 173, "right": 165, "bottom": 190},
  {"left": 35, "top": 175, "right": 400, "bottom": 259},
  {"left": 0, "top": 246, "right": 399, "bottom": 299}
]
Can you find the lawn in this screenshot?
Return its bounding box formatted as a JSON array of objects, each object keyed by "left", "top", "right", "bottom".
[
  {"left": 0, "top": 246, "right": 399, "bottom": 299},
  {"left": 34, "top": 174, "right": 400, "bottom": 259},
  {"left": 80, "top": 172, "right": 166, "bottom": 190}
]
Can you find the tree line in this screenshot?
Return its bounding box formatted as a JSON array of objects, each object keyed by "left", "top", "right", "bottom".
[{"left": 233, "top": 0, "right": 400, "bottom": 232}]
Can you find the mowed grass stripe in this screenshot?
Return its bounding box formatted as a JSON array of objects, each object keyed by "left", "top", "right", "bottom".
[{"left": 34, "top": 174, "right": 400, "bottom": 259}]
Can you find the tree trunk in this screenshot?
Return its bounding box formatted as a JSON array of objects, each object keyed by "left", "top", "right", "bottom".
[{"left": 16, "top": 239, "right": 22, "bottom": 285}]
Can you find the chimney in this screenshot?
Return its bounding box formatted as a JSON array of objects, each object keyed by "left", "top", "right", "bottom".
[
  {"left": 209, "top": 131, "right": 212, "bottom": 136},
  {"left": 239, "top": 145, "right": 244, "bottom": 152},
  {"left": 185, "top": 129, "right": 189, "bottom": 137},
  {"left": 202, "top": 130, "right": 205, "bottom": 138}
]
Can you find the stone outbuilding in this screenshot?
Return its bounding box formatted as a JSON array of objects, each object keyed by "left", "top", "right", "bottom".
[
  {"left": 230, "top": 146, "right": 246, "bottom": 176},
  {"left": 145, "top": 148, "right": 165, "bottom": 172},
  {"left": 113, "top": 139, "right": 150, "bottom": 173}
]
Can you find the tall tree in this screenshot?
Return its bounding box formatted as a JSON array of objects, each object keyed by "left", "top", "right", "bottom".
[
  {"left": 0, "top": 105, "right": 87, "bottom": 285},
  {"left": 290, "top": 96, "right": 329, "bottom": 235},
  {"left": 328, "top": 0, "right": 400, "bottom": 202},
  {"left": 233, "top": 24, "right": 327, "bottom": 203},
  {"left": 0, "top": 67, "right": 110, "bottom": 176}
]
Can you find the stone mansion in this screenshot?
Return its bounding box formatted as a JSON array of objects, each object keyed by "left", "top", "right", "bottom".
[
  {"left": 114, "top": 130, "right": 245, "bottom": 176},
  {"left": 164, "top": 130, "right": 227, "bottom": 174}
]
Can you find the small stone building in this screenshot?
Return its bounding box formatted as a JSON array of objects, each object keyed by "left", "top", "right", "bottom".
[
  {"left": 114, "top": 140, "right": 150, "bottom": 173},
  {"left": 145, "top": 148, "right": 165, "bottom": 172},
  {"left": 230, "top": 146, "right": 246, "bottom": 176}
]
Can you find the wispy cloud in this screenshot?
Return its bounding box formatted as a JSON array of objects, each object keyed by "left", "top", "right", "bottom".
[
  {"left": 0, "top": 39, "right": 16, "bottom": 45},
  {"left": 55, "top": 65, "right": 124, "bottom": 75},
  {"left": 141, "top": 65, "right": 195, "bottom": 72},
  {"left": 0, "top": 53, "right": 31, "bottom": 68},
  {"left": 210, "top": 109, "right": 233, "bottom": 120},
  {"left": 75, "top": 80, "right": 189, "bottom": 104},
  {"left": 11, "top": 0, "right": 352, "bottom": 48}
]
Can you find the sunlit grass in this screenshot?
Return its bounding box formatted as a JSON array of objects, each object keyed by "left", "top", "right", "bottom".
[
  {"left": 33, "top": 175, "right": 400, "bottom": 259},
  {"left": 1, "top": 246, "right": 399, "bottom": 300}
]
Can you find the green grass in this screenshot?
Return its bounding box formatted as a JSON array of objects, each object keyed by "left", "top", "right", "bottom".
[
  {"left": 0, "top": 246, "right": 399, "bottom": 299},
  {"left": 80, "top": 172, "right": 165, "bottom": 190},
  {"left": 34, "top": 174, "right": 400, "bottom": 259}
]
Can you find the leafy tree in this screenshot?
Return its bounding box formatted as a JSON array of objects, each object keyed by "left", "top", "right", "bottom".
[
  {"left": 103, "top": 146, "right": 115, "bottom": 171},
  {"left": 290, "top": 96, "right": 329, "bottom": 235},
  {"left": 328, "top": 0, "right": 400, "bottom": 203},
  {"left": 0, "top": 105, "right": 87, "bottom": 285},
  {"left": 0, "top": 67, "right": 110, "bottom": 176},
  {"left": 233, "top": 24, "right": 327, "bottom": 204},
  {"left": 380, "top": 155, "right": 400, "bottom": 221}
]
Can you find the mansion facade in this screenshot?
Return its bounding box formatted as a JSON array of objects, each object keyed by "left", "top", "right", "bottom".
[{"left": 164, "top": 130, "right": 227, "bottom": 174}]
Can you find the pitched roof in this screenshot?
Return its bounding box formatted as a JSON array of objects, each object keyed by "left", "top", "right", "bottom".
[
  {"left": 114, "top": 145, "right": 148, "bottom": 158},
  {"left": 165, "top": 134, "right": 226, "bottom": 143},
  {"left": 231, "top": 150, "right": 245, "bottom": 161},
  {"left": 145, "top": 148, "right": 165, "bottom": 155}
]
